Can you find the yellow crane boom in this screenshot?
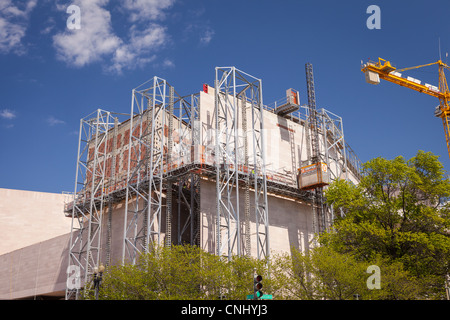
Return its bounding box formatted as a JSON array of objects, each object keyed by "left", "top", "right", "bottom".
[{"left": 361, "top": 57, "right": 450, "bottom": 159}]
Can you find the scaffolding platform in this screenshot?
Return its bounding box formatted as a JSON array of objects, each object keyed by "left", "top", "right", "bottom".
[
  {"left": 273, "top": 88, "right": 300, "bottom": 117},
  {"left": 64, "top": 156, "right": 313, "bottom": 217}
]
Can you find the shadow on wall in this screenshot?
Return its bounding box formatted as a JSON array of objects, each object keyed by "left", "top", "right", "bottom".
[{"left": 0, "top": 233, "right": 71, "bottom": 300}]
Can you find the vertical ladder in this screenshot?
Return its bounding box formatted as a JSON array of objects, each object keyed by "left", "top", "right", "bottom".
[
  {"left": 289, "top": 123, "right": 297, "bottom": 185},
  {"left": 241, "top": 92, "right": 251, "bottom": 257},
  {"left": 305, "top": 63, "right": 326, "bottom": 234},
  {"left": 165, "top": 86, "right": 175, "bottom": 247},
  {"left": 106, "top": 117, "right": 119, "bottom": 267}
]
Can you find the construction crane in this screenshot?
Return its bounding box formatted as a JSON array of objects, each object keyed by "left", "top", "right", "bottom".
[{"left": 361, "top": 57, "right": 450, "bottom": 159}]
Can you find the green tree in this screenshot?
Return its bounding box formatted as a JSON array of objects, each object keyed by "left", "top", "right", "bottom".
[
  {"left": 272, "top": 246, "right": 367, "bottom": 300},
  {"left": 322, "top": 150, "right": 450, "bottom": 299},
  {"left": 267, "top": 246, "right": 425, "bottom": 300},
  {"left": 85, "top": 245, "right": 275, "bottom": 300}
]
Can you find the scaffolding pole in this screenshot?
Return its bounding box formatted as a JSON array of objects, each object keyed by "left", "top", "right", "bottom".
[
  {"left": 65, "top": 109, "right": 116, "bottom": 300},
  {"left": 106, "top": 117, "right": 119, "bottom": 267},
  {"left": 188, "top": 93, "right": 201, "bottom": 246},
  {"left": 215, "top": 67, "right": 269, "bottom": 261},
  {"left": 122, "top": 77, "right": 171, "bottom": 264}
]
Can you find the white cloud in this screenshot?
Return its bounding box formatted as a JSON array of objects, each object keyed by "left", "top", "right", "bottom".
[
  {"left": 0, "top": 108, "right": 16, "bottom": 119},
  {"left": 122, "top": 0, "right": 175, "bottom": 22},
  {"left": 53, "top": 0, "right": 121, "bottom": 67},
  {"left": 0, "top": 0, "right": 37, "bottom": 54},
  {"left": 52, "top": 0, "right": 173, "bottom": 73},
  {"left": 109, "top": 24, "right": 168, "bottom": 73},
  {"left": 180, "top": 8, "right": 215, "bottom": 47},
  {"left": 40, "top": 17, "right": 55, "bottom": 35},
  {"left": 162, "top": 59, "right": 175, "bottom": 68},
  {"left": 200, "top": 27, "right": 214, "bottom": 45},
  {"left": 1, "top": 0, "right": 176, "bottom": 73},
  {"left": 47, "top": 116, "right": 65, "bottom": 126}
]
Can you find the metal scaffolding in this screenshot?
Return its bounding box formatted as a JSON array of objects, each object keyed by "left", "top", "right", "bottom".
[
  {"left": 65, "top": 109, "right": 120, "bottom": 300},
  {"left": 214, "top": 67, "right": 269, "bottom": 261},
  {"left": 122, "top": 77, "right": 203, "bottom": 264},
  {"left": 122, "top": 77, "right": 170, "bottom": 264}
]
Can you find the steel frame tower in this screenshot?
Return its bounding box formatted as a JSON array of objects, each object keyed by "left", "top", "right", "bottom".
[
  {"left": 66, "top": 109, "right": 117, "bottom": 300},
  {"left": 66, "top": 77, "right": 203, "bottom": 299},
  {"left": 319, "top": 108, "right": 350, "bottom": 225},
  {"left": 305, "top": 63, "right": 326, "bottom": 234},
  {"left": 214, "top": 67, "right": 269, "bottom": 261},
  {"left": 304, "top": 64, "right": 362, "bottom": 230},
  {"left": 122, "top": 77, "right": 170, "bottom": 264},
  {"left": 320, "top": 109, "right": 348, "bottom": 181},
  {"left": 122, "top": 77, "right": 202, "bottom": 264},
  {"left": 176, "top": 93, "right": 202, "bottom": 246}
]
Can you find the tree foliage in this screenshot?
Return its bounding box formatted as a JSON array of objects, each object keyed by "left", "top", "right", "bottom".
[
  {"left": 323, "top": 150, "right": 450, "bottom": 299},
  {"left": 86, "top": 245, "right": 271, "bottom": 300},
  {"left": 273, "top": 246, "right": 367, "bottom": 300},
  {"left": 88, "top": 245, "right": 427, "bottom": 300}
]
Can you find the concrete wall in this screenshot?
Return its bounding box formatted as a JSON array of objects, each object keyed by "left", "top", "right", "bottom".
[
  {"left": 198, "top": 86, "right": 360, "bottom": 186},
  {"left": 200, "top": 180, "right": 314, "bottom": 257},
  {"left": 0, "top": 233, "right": 70, "bottom": 299},
  {"left": 196, "top": 86, "right": 357, "bottom": 257},
  {"left": 0, "top": 188, "right": 72, "bottom": 255}
]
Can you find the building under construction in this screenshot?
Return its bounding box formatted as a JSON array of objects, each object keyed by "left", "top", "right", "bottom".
[
  {"left": 63, "top": 64, "right": 361, "bottom": 299},
  {"left": 0, "top": 64, "right": 361, "bottom": 300}
]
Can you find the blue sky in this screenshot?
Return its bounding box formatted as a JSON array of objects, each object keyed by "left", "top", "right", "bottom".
[{"left": 1, "top": 0, "right": 450, "bottom": 193}]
